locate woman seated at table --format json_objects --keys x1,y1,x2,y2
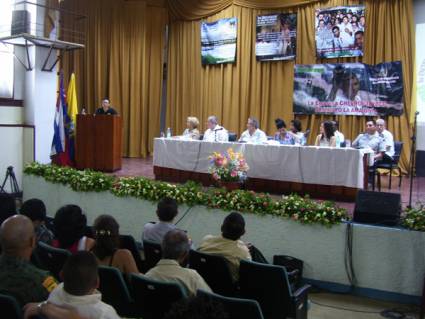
[
  {"x1": 182, "y1": 116, "x2": 201, "y2": 140},
  {"x1": 286, "y1": 119, "x2": 305, "y2": 145},
  {"x1": 314, "y1": 121, "x2": 336, "y2": 147},
  {"x1": 92, "y1": 214, "x2": 140, "y2": 274},
  {"x1": 274, "y1": 118, "x2": 294, "y2": 145}
]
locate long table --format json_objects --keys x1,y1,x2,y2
[{"x1": 153, "y1": 138, "x2": 367, "y2": 200}]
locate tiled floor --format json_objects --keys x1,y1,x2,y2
[{"x1": 113, "y1": 157, "x2": 424, "y2": 213}]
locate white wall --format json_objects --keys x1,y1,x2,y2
[{"x1": 414, "y1": 0, "x2": 425, "y2": 150}]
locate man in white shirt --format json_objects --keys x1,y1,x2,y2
[
  {"x1": 376, "y1": 118, "x2": 395, "y2": 162},
  {"x1": 203, "y1": 115, "x2": 229, "y2": 142},
  {"x1": 238, "y1": 117, "x2": 267, "y2": 143},
  {"x1": 332, "y1": 26, "x2": 353, "y2": 53},
  {"x1": 24, "y1": 251, "x2": 120, "y2": 319}
]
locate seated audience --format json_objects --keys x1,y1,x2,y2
[
  {"x1": 238, "y1": 117, "x2": 267, "y2": 143},
  {"x1": 182, "y1": 117, "x2": 201, "y2": 140},
  {"x1": 287, "y1": 119, "x2": 305, "y2": 145},
  {"x1": 332, "y1": 120, "x2": 345, "y2": 147},
  {"x1": 352, "y1": 119, "x2": 385, "y2": 161},
  {"x1": 145, "y1": 229, "x2": 211, "y2": 296},
  {"x1": 92, "y1": 215, "x2": 139, "y2": 274},
  {"x1": 198, "y1": 212, "x2": 251, "y2": 282},
  {"x1": 24, "y1": 251, "x2": 120, "y2": 319},
  {"x1": 0, "y1": 193, "x2": 16, "y2": 226},
  {"x1": 20, "y1": 198, "x2": 54, "y2": 244},
  {"x1": 314, "y1": 121, "x2": 336, "y2": 147},
  {"x1": 376, "y1": 118, "x2": 395, "y2": 163},
  {"x1": 0, "y1": 215, "x2": 57, "y2": 307},
  {"x1": 274, "y1": 118, "x2": 294, "y2": 145},
  {"x1": 203, "y1": 116, "x2": 229, "y2": 142},
  {"x1": 163, "y1": 296, "x2": 227, "y2": 319},
  {"x1": 52, "y1": 205, "x2": 95, "y2": 253},
  {"x1": 142, "y1": 197, "x2": 178, "y2": 243}
]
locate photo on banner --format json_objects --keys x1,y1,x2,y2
[
  {"x1": 201, "y1": 17, "x2": 237, "y2": 65},
  {"x1": 255, "y1": 13, "x2": 297, "y2": 61},
  {"x1": 293, "y1": 61, "x2": 404, "y2": 116},
  {"x1": 315, "y1": 6, "x2": 365, "y2": 59}
]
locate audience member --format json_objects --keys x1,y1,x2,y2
[
  {"x1": 20, "y1": 198, "x2": 54, "y2": 244},
  {"x1": 142, "y1": 197, "x2": 178, "y2": 243},
  {"x1": 238, "y1": 117, "x2": 267, "y2": 143},
  {"x1": 0, "y1": 193, "x2": 16, "y2": 226},
  {"x1": 163, "y1": 296, "x2": 228, "y2": 319},
  {"x1": 24, "y1": 251, "x2": 120, "y2": 319},
  {"x1": 145, "y1": 229, "x2": 211, "y2": 296},
  {"x1": 52, "y1": 205, "x2": 95, "y2": 253},
  {"x1": 92, "y1": 215, "x2": 139, "y2": 274},
  {"x1": 376, "y1": 118, "x2": 395, "y2": 163},
  {"x1": 198, "y1": 212, "x2": 251, "y2": 282},
  {"x1": 0, "y1": 215, "x2": 57, "y2": 307},
  {"x1": 352, "y1": 120, "x2": 385, "y2": 161},
  {"x1": 274, "y1": 118, "x2": 294, "y2": 145},
  {"x1": 203, "y1": 116, "x2": 229, "y2": 142},
  {"x1": 182, "y1": 117, "x2": 201, "y2": 140},
  {"x1": 314, "y1": 121, "x2": 336, "y2": 147},
  {"x1": 24, "y1": 302, "x2": 86, "y2": 319}
]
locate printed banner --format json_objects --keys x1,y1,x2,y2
[
  {"x1": 201, "y1": 17, "x2": 237, "y2": 65},
  {"x1": 255, "y1": 13, "x2": 297, "y2": 61},
  {"x1": 293, "y1": 62, "x2": 404, "y2": 116},
  {"x1": 315, "y1": 6, "x2": 365, "y2": 58}
]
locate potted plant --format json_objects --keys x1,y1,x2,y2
[{"x1": 209, "y1": 148, "x2": 249, "y2": 191}]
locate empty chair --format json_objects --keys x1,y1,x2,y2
[
  {"x1": 34, "y1": 241, "x2": 71, "y2": 279},
  {"x1": 228, "y1": 132, "x2": 237, "y2": 142},
  {"x1": 130, "y1": 273, "x2": 187, "y2": 319},
  {"x1": 98, "y1": 266, "x2": 137, "y2": 317},
  {"x1": 239, "y1": 260, "x2": 311, "y2": 319},
  {"x1": 120, "y1": 234, "x2": 145, "y2": 272},
  {"x1": 0, "y1": 294, "x2": 22, "y2": 319},
  {"x1": 143, "y1": 239, "x2": 162, "y2": 271},
  {"x1": 189, "y1": 250, "x2": 236, "y2": 297},
  {"x1": 376, "y1": 141, "x2": 403, "y2": 191},
  {"x1": 197, "y1": 289, "x2": 264, "y2": 319}
]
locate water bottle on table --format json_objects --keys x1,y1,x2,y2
[{"x1": 166, "y1": 127, "x2": 172, "y2": 138}]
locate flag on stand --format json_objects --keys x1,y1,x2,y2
[
  {"x1": 66, "y1": 73, "x2": 78, "y2": 163},
  {"x1": 51, "y1": 73, "x2": 73, "y2": 166}
]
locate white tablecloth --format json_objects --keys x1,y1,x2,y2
[{"x1": 153, "y1": 138, "x2": 365, "y2": 189}]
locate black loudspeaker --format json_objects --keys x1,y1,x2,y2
[
  {"x1": 353, "y1": 190, "x2": 401, "y2": 226},
  {"x1": 11, "y1": 10, "x2": 31, "y2": 35}
]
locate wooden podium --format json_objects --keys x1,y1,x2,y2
[{"x1": 76, "y1": 114, "x2": 122, "y2": 172}]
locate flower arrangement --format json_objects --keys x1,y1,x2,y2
[
  {"x1": 24, "y1": 162, "x2": 349, "y2": 227},
  {"x1": 209, "y1": 148, "x2": 249, "y2": 182},
  {"x1": 402, "y1": 204, "x2": 425, "y2": 231}
]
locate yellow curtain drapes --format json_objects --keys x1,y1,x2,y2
[
  {"x1": 61, "y1": 0, "x2": 167, "y2": 157},
  {"x1": 167, "y1": 0, "x2": 321, "y2": 20},
  {"x1": 166, "y1": 0, "x2": 414, "y2": 172}
]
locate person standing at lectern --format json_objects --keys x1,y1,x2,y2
[{"x1": 95, "y1": 98, "x2": 118, "y2": 115}]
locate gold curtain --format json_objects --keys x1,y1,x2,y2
[
  {"x1": 61, "y1": 0, "x2": 167, "y2": 157},
  {"x1": 168, "y1": 0, "x2": 321, "y2": 20},
  {"x1": 166, "y1": 0, "x2": 414, "y2": 172}
]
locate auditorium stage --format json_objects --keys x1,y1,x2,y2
[{"x1": 113, "y1": 157, "x2": 425, "y2": 212}]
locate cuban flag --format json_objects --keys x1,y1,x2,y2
[{"x1": 51, "y1": 73, "x2": 73, "y2": 166}]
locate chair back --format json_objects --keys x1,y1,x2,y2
[
  {"x1": 120, "y1": 234, "x2": 144, "y2": 272},
  {"x1": 197, "y1": 289, "x2": 264, "y2": 319},
  {"x1": 239, "y1": 260, "x2": 293, "y2": 319},
  {"x1": 98, "y1": 266, "x2": 135, "y2": 317},
  {"x1": 189, "y1": 250, "x2": 236, "y2": 296},
  {"x1": 34, "y1": 241, "x2": 71, "y2": 279},
  {"x1": 393, "y1": 141, "x2": 403, "y2": 164},
  {"x1": 143, "y1": 240, "x2": 162, "y2": 271},
  {"x1": 228, "y1": 132, "x2": 237, "y2": 142},
  {"x1": 0, "y1": 294, "x2": 22, "y2": 319},
  {"x1": 130, "y1": 273, "x2": 186, "y2": 319}
]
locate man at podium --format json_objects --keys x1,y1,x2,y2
[{"x1": 95, "y1": 98, "x2": 118, "y2": 115}]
